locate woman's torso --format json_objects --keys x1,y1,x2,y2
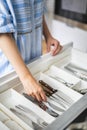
[{"x1": 0, "y1": 0, "x2": 44, "y2": 76}]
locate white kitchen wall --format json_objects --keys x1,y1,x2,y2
[
  {"x1": 52, "y1": 20, "x2": 87, "y2": 53},
  {"x1": 45, "y1": 0, "x2": 87, "y2": 53}
]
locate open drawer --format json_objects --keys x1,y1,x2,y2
[
  {"x1": 0, "y1": 42, "x2": 87, "y2": 130},
  {"x1": 0, "y1": 103, "x2": 33, "y2": 130}
]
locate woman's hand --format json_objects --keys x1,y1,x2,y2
[
  {"x1": 22, "y1": 74, "x2": 47, "y2": 102},
  {"x1": 0, "y1": 33, "x2": 46, "y2": 102},
  {"x1": 46, "y1": 36, "x2": 62, "y2": 56}
]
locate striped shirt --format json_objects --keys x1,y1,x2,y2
[{"x1": 0, "y1": 0, "x2": 45, "y2": 76}]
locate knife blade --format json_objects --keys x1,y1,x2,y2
[
  {"x1": 45, "y1": 101, "x2": 65, "y2": 112},
  {"x1": 55, "y1": 90, "x2": 74, "y2": 105},
  {"x1": 23, "y1": 93, "x2": 59, "y2": 117},
  {"x1": 39, "y1": 80, "x2": 73, "y2": 106},
  {"x1": 23, "y1": 93, "x2": 66, "y2": 112},
  {"x1": 10, "y1": 108, "x2": 43, "y2": 130},
  {"x1": 42, "y1": 89, "x2": 68, "y2": 109}
]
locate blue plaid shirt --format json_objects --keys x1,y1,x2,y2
[{"x1": 0, "y1": 0, "x2": 45, "y2": 76}]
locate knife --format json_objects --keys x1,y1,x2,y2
[
  {"x1": 39, "y1": 80, "x2": 57, "y2": 93},
  {"x1": 39, "y1": 80, "x2": 74, "y2": 106},
  {"x1": 10, "y1": 108, "x2": 43, "y2": 130},
  {"x1": 45, "y1": 100, "x2": 65, "y2": 112},
  {"x1": 40, "y1": 86, "x2": 68, "y2": 109},
  {"x1": 15, "y1": 104, "x2": 48, "y2": 128},
  {"x1": 23, "y1": 93, "x2": 59, "y2": 117},
  {"x1": 65, "y1": 66, "x2": 87, "y2": 81},
  {"x1": 23, "y1": 93, "x2": 66, "y2": 112}
]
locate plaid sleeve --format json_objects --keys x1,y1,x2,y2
[
  {"x1": 43, "y1": 0, "x2": 47, "y2": 14},
  {"x1": 0, "y1": 1, "x2": 16, "y2": 33}
]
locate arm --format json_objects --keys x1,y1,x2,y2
[
  {"x1": 0, "y1": 33, "x2": 46, "y2": 101},
  {"x1": 43, "y1": 16, "x2": 62, "y2": 55}
]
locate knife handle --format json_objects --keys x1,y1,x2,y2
[
  {"x1": 39, "y1": 80, "x2": 57, "y2": 93},
  {"x1": 40, "y1": 84, "x2": 53, "y2": 95}
]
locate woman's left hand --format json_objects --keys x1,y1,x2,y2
[{"x1": 46, "y1": 36, "x2": 62, "y2": 56}]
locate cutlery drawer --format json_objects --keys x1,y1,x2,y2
[
  {"x1": 0, "y1": 103, "x2": 32, "y2": 130},
  {"x1": 0, "y1": 89, "x2": 54, "y2": 129},
  {"x1": 0, "y1": 42, "x2": 87, "y2": 130}
]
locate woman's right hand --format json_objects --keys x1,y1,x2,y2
[{"x1": 21, "y1": 74, "x2": 47, "y2": 102}]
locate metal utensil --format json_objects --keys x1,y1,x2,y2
[
  {"x1": 65, "y1": 66, "x2": 87, "y2": 81},
  {"x1": 45, "y1": 101, "x2": 65, "y2": 112},
  {"x1": 67, "y1": 63, "x2": 87, "y2": 73},
  {"x1": 39, "y1": 80, "x2": 74, "y2": 106},
  {"x1": 76, "y1": 88, "x2": 87, "y2": 94},
  {"x1": 15, "y1": 104, "x2": 48, "y2": 128},
  {"x1": 23, "y1": 93, "x2": 59, "y2": 117},
  {"x1": 41, "y1": 87, "x2": 68, "y2": 109},
  {"x1": 48, "y1": 75, "x2": 74, "y2": 88},
  {"x1": 39, "y1": 80, "x2": 57, "y2": 93},
  {"x1": 10, "y1": 108, "x2": 43, "y2": 130}
]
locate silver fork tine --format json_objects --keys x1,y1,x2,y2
[{"x1": 49, "y1": 75, "x2": 74, "y2": 88}]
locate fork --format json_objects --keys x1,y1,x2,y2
[
  {"x1": 10, "y1": 108, "x2": 43, "y2": 130},
  {"x1": 15, "y1": 104, "x2": 48, "y2": 128},
  {"x1": 49, "y1": 75, "x2": 74, "y2": 88}
]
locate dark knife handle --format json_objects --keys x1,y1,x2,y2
[
  {"x1": 23, "y1": 93, "x2": 58, "y2": 117},
  {"x1": 23, "y1": 93, "x2": 38, "y2": 103},
  {"x1": 39, "y1": 80, "x2": 57, "y2": 93},
  {"x1": 40, "y1": 84, "x2": 53, "y2": 95}
]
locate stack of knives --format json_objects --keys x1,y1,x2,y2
[
  {"x1": 23, "y1": 80, "x2": 74, "y2": 117},
  {"x1": 10, "y1": 80, "x2": 75, "y2": 130},
  {"x1": 38, "y1": 80, "x2": 74, "y2": 107}
]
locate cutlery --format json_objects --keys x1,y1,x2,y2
[
  {"x1": 65, "y1": 66, "x2": 87, "y2": 81},
  {"x1": 45, "y1": 101, "x2": 65, "y2": 112},
  {"x1": 40, "y1": 85, "x2": 68, "y2": 109},
  {"x1": 75, "y1": 88, "x2": 87, "y2": 95},
  {"x1": 39, "y1": 80, "x2": 74, "y2": 105},
  {"x1": 39, "y1": 80, "x2": 57, "y2": 93},
  {"x1": 48, "y1": 75, "x2": 74, "y2": 88},
  {"x1": 48, "y1": 94, "x2": 69, "y2": 109},
  {"x1": 67, "y1": 63, "x2": 87, "y2": 73},
  {"x1": 23, "y1": 93, "x2": 59, "y2": 117},
  {"x1": 15, "y1": 104, "x2": 48, "y2": 128},
  {"x1": 10, "y1": 108, "x2": 43, "y2": 130}
]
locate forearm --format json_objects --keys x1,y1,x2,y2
[
  {"x1": 43, "y1": 16, "x2": 52, "y2": 42},
  {"x1": 0, "y1": 33, "x2": 33, "y2": 81}
]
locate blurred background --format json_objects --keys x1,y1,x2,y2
[{"x1": 43, "y1": 0, "x2": 87, "y2": 53}]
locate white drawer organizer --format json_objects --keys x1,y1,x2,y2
[{"x1": 0, "y1": 42, "x2": 87, "y2": 130}]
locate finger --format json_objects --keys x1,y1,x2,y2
[
  {"x1": 40, "y1": 90, "x2": 47, "y2": 102},
  {"x1": 35, "y1": 92, "x2": 42, "y2": 101},
  {"x1": 51, "y1": 41, "x2": 60, "y2": 53},
  {"x1": 47, "y1": 44, "x2": 50, "y2": 52},
  {"x1": 53, "y1": 45, "x2": 62, "y2": 56},
  {"x1": 31, "y1": 93, "x2": 36, "y2": 98}
]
